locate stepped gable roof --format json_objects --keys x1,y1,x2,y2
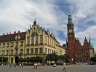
[{"x1": 0, "y1": 32, "x2": 26, "y2": 42}]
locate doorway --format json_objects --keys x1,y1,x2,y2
[{"x1": 15, "y1": 56, "x2": 19, "y2": 64}]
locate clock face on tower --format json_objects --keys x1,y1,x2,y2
[{"x1": 68, "y1": 29, "x2": 72, "y2": 33}]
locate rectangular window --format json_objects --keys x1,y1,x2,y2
[
  {"x1": 40, "y1": 35, "x2": 43, "y2": 43},
  {"x1": 11, "y1": 50, "x2": 13, "y2": 55},
  {"x1": 31, "y1": 49, "x2": 33, "y2": 54},
  {"x1": 45, "y1": 36, "x2": 47, "y2": 43},
  {"x1": 27, "y1": 49, "x2": 29, "y2": 54},
  {"x1": 16, "y1": 42, "x2": 18, "y2": 45},
  {"x1": 21, "y1": 41, "x2": 23, "y2": 45},
  {"x1": 86, "y1": 58, "x2": 88, "y2": 60},
  {"x1": 45, "y1": 48, "x2": 47, "y2": 53},
  {"x1": 16, "y1": 49, "x2": 18, "y2": 54},
  {"x1": 27, "y1": 37, "x2": 29, "y2": 44},
  {"x1": 3, "y1": 43, "x2": 5, "y2": 47},
  {"x1": 20, "y1": 49, "x2": 23, "y2": 54},
  {"x1": 2, "y1": 50, "x2": 5, "y2": 54},
  {"x1": 50, "y1": 49, "x2": 51, "y2": 53},
  {"x1": 35, "y1": 48, "x2": 38, "y2": 54},
  {"x1": 6, "y1": 50, "x2": 9, "y2": 55},
  {"x1": 3, "y1": 43, "x2": 5, "y2": 46},
  {"x1": 7, "y1": 43, "x2": 9, "y2": 47},
  {"x1": 48, "y1": 49, "x2": 49, "y2": 54},
  {"x1": 40, "y1": 48, "x2": 42, "y2": 53},
  {"x1": 11, "y1": 42, "x2": 14, "y2": 45},
  {"x1": 36, "y1": 36, "x2": 38, "y2": 44},
  {"x1": 31, "y1": 37, "x2": 34, "y2": 44}
]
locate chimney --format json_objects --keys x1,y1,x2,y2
[
  {"x1": 7, "y1": 33, "x2": 8, "y2": 35},
  {"x1": 10, "y1": 32, "x2": 11, "y2": 34},
  {"x1": 14, "y1": 31, "x2": 16, "y2": 34},
  {"x1": 18, "y1": 31, "x2": 20, "y2": 33}
]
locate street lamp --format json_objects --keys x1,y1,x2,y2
[
  {"x1": 19, "y1": 52, "x2": 22, "y2": 66},
  {"x1": 53, "y1": 51, "x2": 56, "y2": 67}
]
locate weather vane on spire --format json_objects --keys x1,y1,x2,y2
[{"x1": 68, "y1": 9, "x2": 70, "y2": 14}]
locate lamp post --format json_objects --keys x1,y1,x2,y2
[
  {"x1": 8, "y1": 50, "x2": 9, "y2": 66},
  {"x1": 2, "y1": 53, "x2": 3, "y2": 66},
  {"x1": 53, "y1": 50, "x2": 56, "y2": 67},
  {"x1": 19, "y1": 52, "x2": 22, "y2": 66}
]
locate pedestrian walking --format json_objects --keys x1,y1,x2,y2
[
  {"x1": 14, "y1": 63, "x2": 16, "y2": 67},
  {"x1": 10, "y1": 63, "x2": 12, "y2": 67},
  {"x1": 36, "y1": 63, "x2": 37, "y2": 69},
  {"x1": 63, "y1": 61, "x2": 66, "y2": 71},
  {"x1": 79, "y1": 62, "x2": 81, "y2": 65},
  {"x1": 22, "y1": 62, "x2": 23, "y2": 67},
  {"x1": 34, "y1": 63, "x2": 36, "y2": 69}
]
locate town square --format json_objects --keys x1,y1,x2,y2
[{"x1": 0, "y1": 63, "x2": 96, "y2": 72}]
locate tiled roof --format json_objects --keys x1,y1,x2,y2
[
  {"x1": 0, "y1": 32, "x2": 26, "y2": 42},
  {"x1": 56, "y1": 44, "x2": 64, "y2": 48}
]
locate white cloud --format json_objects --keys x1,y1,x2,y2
[{"x1": 0, "y1": 0, "x2": 96, "y2": 51}]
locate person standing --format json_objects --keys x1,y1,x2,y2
[{"x1": 63, "y1": 61, "x2": 66, "y2": 71}]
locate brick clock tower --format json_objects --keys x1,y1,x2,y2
[{"x1": 67, "y1": 13, "x2": 75, "y2": 62}]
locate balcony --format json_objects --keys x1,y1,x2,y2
[
  {"x1": 11, "y1": 45, "x2": 13, "y2": 47},
  {"x1": 15, "y1": 47, "x2": 18, "y2": 50},
  {"x1": 15, "y1": 53, "x2": 18, "y2": 55},
  {"x1": 39, "y1": 43, "x2": 43, "y2": 45},
  {"x1": 7, "y1": 46, "x2": 9, "y2": 47},
  {"x1": 31, "y1": 44, "x2": 34, "y2": 46},
  {"x1": 45, "y1": 43, "x2": 47, "y2": 45},
  {"x1": 11, "y1": 53, "x2": 13, "y2": 55},
  {"x1": 20, "y1": 45, "x2": 23, "y2": 46},
  {"x1": 35, "y1": 44, "x2": 38, "y2": 45},
  {"x1": 27, "y1": 44, "x2": 30, "y2": 46},
  {"x1": 16, "y1": 45, "x2": 18, "y2": 46}
]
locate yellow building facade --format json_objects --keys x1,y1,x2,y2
[{"x1": 0, "y1": 20, "x2": 65, "y2": 64}]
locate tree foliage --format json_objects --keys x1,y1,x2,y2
[
  {"x1": 90, "y1": 57, "x2": 96, "y2": 62},
  {"x1": 0, "y1": 57, "x2": 7, "y2": 62},
  {"x1": 46, "y1": 54, "x2": 69, "y2": 61}
]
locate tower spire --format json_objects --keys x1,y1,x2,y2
[{"x1": 68, "y1": 12, "x2": 73, "y2": 24}]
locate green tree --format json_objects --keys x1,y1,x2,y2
[
  {"x1": 64, "y1": 54, "x2": 69, "y2": 60},
  {"x1": 0, "y1": 57, "x2": 7, "y2": 62},
  {"x1": 46, "y1": 54, "x2": 59, "y2": 61},
  {"x1": 90, "y1": 57, "x2": 96, "y2": 62}
]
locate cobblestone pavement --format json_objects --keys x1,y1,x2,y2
[{"x1": 0, "y1": 63, "x2": 96, "y2": 72}]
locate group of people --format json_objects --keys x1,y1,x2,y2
[
  {"x1": 10, "y1": 62, "x2": 23, "y2": 67},
  {"x1": 75, "y1": 62, "x2": 81, "y2": 65}
]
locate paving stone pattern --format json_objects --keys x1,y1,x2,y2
[{"x1": 0, "y1": 63, "x2": 96, "y2": 72}]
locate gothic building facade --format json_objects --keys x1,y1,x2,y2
[{"x1": 64, "y1": 13, "x2": 94, "y2": 63}]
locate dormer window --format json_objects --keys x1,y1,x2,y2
[{"x1": 16, "y1": 42, "x2": 18, "y2": 46}]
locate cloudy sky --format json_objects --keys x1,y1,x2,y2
[{"x1": 0, "y1": 0, "x2": 96, "y2": 52}]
